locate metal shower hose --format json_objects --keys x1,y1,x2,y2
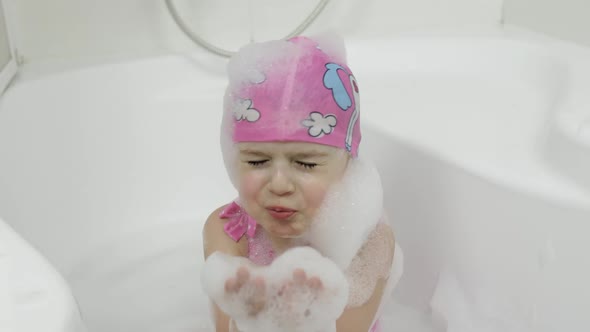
[{"x1": 165, "y1": 0, "x2": 331, "y2": 58}]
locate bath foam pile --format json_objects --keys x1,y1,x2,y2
[
  {"x1": 301, "y1": 157, "x2": 389, "y2": 311},
  {"x1": 201, "y1": 246, "x2": 349, "y2": 332},
  {"x1": 302, "y1": 157, "x2": 384, "y2": 271}
]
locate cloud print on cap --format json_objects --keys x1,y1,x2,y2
[
  {"x1": 233, "y1": 99, "x2": 260, "y2": 122},
  {"x1": 302, "y1": 112, "x2": 337, "y2": 138}
]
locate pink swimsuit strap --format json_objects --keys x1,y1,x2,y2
[
  {"x1": 219, "y1": 201, "x2": 275, "y2": 265},
  {"x1": 219, "y1": 201, "x2": 257, "y2": 241},
  {"x1": 370, "y1": 318, "x2": 381, "y2": 332}
]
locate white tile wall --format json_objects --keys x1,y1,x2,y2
[
  {"x1": 504, "y1": 0, "x2": 590, "y2": 46},
  {"x1": 10, "y1": 0, "x2": 502, "y2": 63}
]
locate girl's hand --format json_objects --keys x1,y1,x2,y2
[
  {"x1": 229, "y1": 318, "x2": 240, "y2": 332},
  {"x1": 224, "y1": 266, "x2": 266, "y2": 316},
  {"x1": 275, "y1": 268, "x2": 324, "y2": 317},
  {"x1": 203, "y1": 247, "x2": 348, "y2": 332},
  {"x1": 281, "y1": 268, "x2": 324, "y2": 296},
  {"x1": 224, "y1": 266, "x2": 324, "y2": 318}
]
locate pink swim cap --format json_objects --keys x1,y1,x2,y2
[{"x1": 224, "y1": 36, "x2": 361, "y2": 157}]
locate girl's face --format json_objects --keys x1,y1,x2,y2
[{"x1": 236, "y1": 142, "x2": 349, "y2": 239}]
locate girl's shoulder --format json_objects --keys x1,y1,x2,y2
[
  {"x1": 343, "y1": 222, "x2": 396, "y2": 307},
  {"x1": 347, "y1": 222, "x2": 396, "y2": 281},
  {"x1": 202, "y1": 204, "x2": 249, "y2": 259},
  {"x1": 374, "y1": 222, "x2": 395, "y2": 249},
  {"x1": 363, "y1": 222, "x2": 395, "y2": 265}
]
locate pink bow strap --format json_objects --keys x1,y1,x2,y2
[{"x1": 220, "y1": 201, "x2": 258, "y2": 242}]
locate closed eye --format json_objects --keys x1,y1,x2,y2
[
  {"x1": 247, "y1": 160, "x2": 268, "y2": 167},
  {"x1": 296, "y1": 161, "x2": 317, "y2": 169}
]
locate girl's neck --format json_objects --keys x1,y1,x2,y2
[{"x1": 266, "y1": 232, "x2": 308, "y2": 255}]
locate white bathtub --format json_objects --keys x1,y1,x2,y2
[{"x1": 0, "y1": 29, "x2": 589, "y2": 332}]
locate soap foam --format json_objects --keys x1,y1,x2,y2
[
  {"x1": 302, "y1": 157, "x2": 384, "y2": 271},
  {"x1": 201, "y1": 246, "x2": 349, "y2": 332}
]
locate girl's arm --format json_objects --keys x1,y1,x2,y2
[
  {"x1": 203, "y1": 208, "x2": 396, "y2": 332},
  {"x1": 202, "y1": 206, "x2": 249, "y2": 332},
  {"x1": 336, "y1": 223, "x2": 396, "y2": 332}
]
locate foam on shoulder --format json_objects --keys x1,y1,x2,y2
[{"x1": 302, "y1": 157, "x2": 384, "y2": 270}]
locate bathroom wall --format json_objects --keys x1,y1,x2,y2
[
  {"x1": 0, "y1": 3, "x2": 12, "y2": 70},
  {"x1": 11, "y1": 0, "x2": 502, "y2": 64},
  {"x1": 0, "y1": 0, "x2": 16, "y2": 93},
  {"x1": 504, "y1": 0, "x2": 590, "y2": 46}
]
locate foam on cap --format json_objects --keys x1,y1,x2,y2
[{"x1": 308, "y1": 31, "x2": 347, "y2": 64}]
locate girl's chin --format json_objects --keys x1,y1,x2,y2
[
  {"x1": 275, "y1": 232, "x2": 304, "y2": 239},
  {"x1": 266, "y1": 222, "x2": 306, "y2": 239}
]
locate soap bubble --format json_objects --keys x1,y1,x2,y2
[{"x1": 201, "y1": 246, "x2": 349, "y2": 332}]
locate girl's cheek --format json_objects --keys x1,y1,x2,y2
[
  {"x1": 309, "y1": 189, "x2": 328, "y2": 207},
  {"x1": 301, "y1": 178, "x2": 331, "y2": 211},
  {"x1": 239, "y1": 171, "x2": 265, "y2": 199}
]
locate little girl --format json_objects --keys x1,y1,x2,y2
[{"x1": 201, "y1": 35, "x2": 402, "y2": 332}]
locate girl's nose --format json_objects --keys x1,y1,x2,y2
[{"x1": 268, "y1": 167, "x2": 295, "y2": 196}]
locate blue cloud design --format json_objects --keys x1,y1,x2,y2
[{"x1": 323, "y1": 63, "x2": 352, "y2": 110}]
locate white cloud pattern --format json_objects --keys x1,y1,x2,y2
[
  {"x1": 302, "y1": 112, "x2": 337, "y2": 137},
  {"x1": 233, "y1": 99, "x2": 260, "y2": 122}
]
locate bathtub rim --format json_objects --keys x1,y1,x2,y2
[{"x1": 2, "y1": 27, "x2": 590, "y2": 212}]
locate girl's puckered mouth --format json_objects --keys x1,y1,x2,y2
[
  {"x1": 267, "y1": 206, "x2": 296, "y2": 212},
  {"x1": 266, "y1": 206, "x2": 297, "y2": 220}
]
